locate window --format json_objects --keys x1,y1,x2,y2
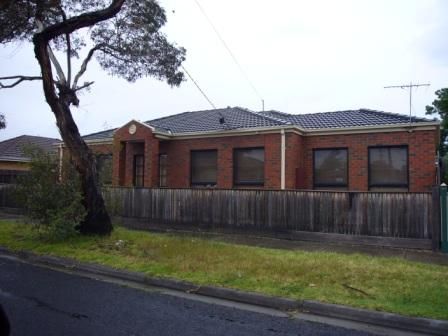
[
  {"x1": 313, "y1": 148, "x2": 348, "y2": 188},
  {"x1": 133, "y1": 154, "x2": 144, "y2": 187},
  {"x1": 95, "y1": 154, "x2": 112, "y2": 185},
  {"x1": 369, "y1": 146, "x2": 408, "y2": 190},
  {"x1": 0, "y1": 170, "x2": 28, "y2": 184},
  {"x1": 191, "y1": 150, "x2": 217, "y2": 186},
  {"x1": 159, "y1": 154, "x2": 167, "y2": 187},
  {"x1": 234, "y1": 148, "x2": 264, "y2": 186}
]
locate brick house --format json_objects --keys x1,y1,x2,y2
[
  {"x1": 0, "y1": 135, "x2": 60, "y2": 184},
  {"x1": 68, "y1": 107, "x2": 440, "y2": 192}
]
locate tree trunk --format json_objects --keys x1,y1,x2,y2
[
  {"x1": 33, "y1": 34, "x2": 112, "y2": 235},
  {"x1": 56, "y1": 102, "x2": 112, "y2": 235}
]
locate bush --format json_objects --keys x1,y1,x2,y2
[{"x1": 16, "y1": 147, "x2": 86, "y2": 240}]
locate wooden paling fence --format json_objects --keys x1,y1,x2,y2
[{"x1": 103, "y1": 187, "x2": 435, "y2": 240}]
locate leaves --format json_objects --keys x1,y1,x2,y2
[
  {"x1": 426, "y1": 88, "x2": 448, "y2": 156},
  {"x1": 90, "y1": 1, "x2": 185, "y2": 85},
  {"x1": 15, "y1": 146, "x2": 86, "y2": 240},
  {"x1": 0, "y1": 0, "x2": 185, "y2": 87}
]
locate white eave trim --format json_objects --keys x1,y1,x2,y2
[
  {"x1": 157, "y1": 125, "x2": 302, "y2": 140},
  {"x1": 84, "y1": 138, "x2": 114, "y2": 145},
  {"x1": 0, "y1": 157, "x2": 31, "y2": 163}
]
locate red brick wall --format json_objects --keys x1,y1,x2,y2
[
  {"x1": 159, "y1": 133, "x2": 282, "y2": 188},
  {"x1": 285, "y1": 133, "x2": 303, "y2": 189},
  {"x1": 113, "y1": 121, "x2": 159, "y2": 187},
  {"x1": 302, "y1": 130, "x2": 437, "y2": 192},
  {"x1": 83, "y1": 125, "x2": 437, "y2": 192}
]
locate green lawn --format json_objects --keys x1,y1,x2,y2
[{"x1": 0, "y1": 220, "x2": 447, "y2": 320}]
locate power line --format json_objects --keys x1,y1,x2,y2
[
  {"x1": 384, "y1": 82, "x2": 430, "y2": 123},
  {"x1": 193, "y1": 0, "x2": 265, "y2": 111},
  {"x1": 182, "y1": 65, "x2": 216, "y2": 109}
]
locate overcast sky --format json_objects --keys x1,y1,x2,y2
[{"x1": 0, "y1": 0, "x2": 447, "y2": 141}]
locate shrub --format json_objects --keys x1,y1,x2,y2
[{"x1": 16, "y1": 147, "x2": 86, "y2": 240}]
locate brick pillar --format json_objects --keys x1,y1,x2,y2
[
  {"x1": 112, "y1": 141, "x2": 126, "y2": 186},
  {"x1": 144, "y1": 138, "x2": 159, "y2": 187}
]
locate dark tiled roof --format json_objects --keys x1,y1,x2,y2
[
  {"x1": 258, "y1": 109, "x2": 434, "y2": 129},
  {"x1": 82, "y1": 107, "x2": 437, "y2": 141},
  {"x1": 82, "y1": 128, "x2": 116, "y2": 141},
  {"x1": 146, "y1": 107, "x2": 285, "y2": 133},
  {"x1": 0, "y1": 135, "x2": 60, "y2": 162}
]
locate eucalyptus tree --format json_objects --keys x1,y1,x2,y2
[{"x1": 0, "y1": 0, "x2": 186, "y2": 234}]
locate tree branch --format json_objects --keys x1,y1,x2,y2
[
  {"x1": 37, "y1": 0, "x2": 126, "y2": 42},
  {"x1": 74, "y1": 81, "x2": 94, "y2": 92},
  {"x1": 36, "y1": 19, "x2": 66, "y2": 85},
  {"x1": 66, "y1": 33, "x2": 72, "y2": 85},
  {"x1": 59, "y1": 5, "x2": 72, "y2": 86},
  {"x1": 0, "y1": 76, "x2": 42, "y2": 89},
  {"x1": 58, "y1": 5, "x2": 72, "y2": 86},
  {"x1": 72, "y1": 45, "x2": 103, "y2": 89},
  {"x1": 47, "y1": 43, "x2": 67, "y2": 85}
]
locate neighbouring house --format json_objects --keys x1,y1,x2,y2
[
  {"x1": 0, "y1": 135, "x2": 60, "y2": 184},
  {"x1": 61, "y1": 107, "x2": 440, "y2": 192}
]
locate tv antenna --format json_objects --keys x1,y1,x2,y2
[{"x1": 384, "y1": 82, "x2": 430, "y2": 123}]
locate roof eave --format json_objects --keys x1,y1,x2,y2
[
  {"x1": 304, "y1": 121, "x2": 440, "y2": 136},
  {"x1": 155, "y1": 125, "x2": 302, "y2": 140},
  {"x1": 0, "y1": 157, "x2": 31, "y2": 163}
]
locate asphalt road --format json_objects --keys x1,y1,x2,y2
[{"x1": 0, "y1": 256, "x2": 376, "y2": 336}]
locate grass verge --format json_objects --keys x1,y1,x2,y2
[{"x1": 0, "y1": 220, "x2": 447, "y2": 320}]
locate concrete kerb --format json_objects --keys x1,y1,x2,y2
[{"x1": 1, "y1": 247, "x2": 447, "y2": 336}]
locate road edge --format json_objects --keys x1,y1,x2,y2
[{"x1": 0, "y1": 246, "x2": 447, "y2": 336}]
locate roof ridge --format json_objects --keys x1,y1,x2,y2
[
  {"x1": 82, "y1": 128, "x2": 116, "y2": 138},
  {"x1": 144, "y1": 107, "x2": 237, "y2": 125},
  {"x1": 241, "y1": 107, "x2": 291, "y2": 125},
  {"x1": 260, "y1": 110, "x2": 292, "y2": 117},
  {"x1": 358, "y1": 108, "x2": 435, "y2": 122},
  {"x1": 144, "y1": 110, "x2": 195, "y2": 125},
  {"x1": 0, "y1": 134, "x2": 60, "y2": 144}
]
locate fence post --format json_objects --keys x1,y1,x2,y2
[
  {"x1": 432, "y1": 186, "x2": 441, "y2": 251},
  {"x1": 441, "y1": 185, "x2": 448, "y2": 253}
]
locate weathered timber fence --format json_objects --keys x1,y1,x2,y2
[{"x1": 102, "y1": 187, "x2": 434, "y2": 240}]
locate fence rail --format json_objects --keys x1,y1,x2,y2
[{"x1": 103, "y1": 187, "x2": 434, "y2": 240}]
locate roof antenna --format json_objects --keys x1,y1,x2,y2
[
  {"x1": 262, "y1": 99, "x2": 265, "y2": 112},
  {"x1": 384, "y1": 82, "x2": 430, "y2": 125}
]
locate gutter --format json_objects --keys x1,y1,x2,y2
[{"x1": 280, "y1": 129, "x2": 286, "y2": 190}]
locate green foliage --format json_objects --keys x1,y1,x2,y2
[
  {"x1": 0, "y1": 0, "x2": 186, "y2": 86},
  {"x1": 1, "y1": 221, "x2": 448, "y2": 320},
  {"x1": 95, "y1": 154, "x2": 113, "y2": 186},
  {"x1": 0, "y1": 114, "x2": 5, "y2": 129},
  {"x1": 426, "y1": 88, "x2": 448, "y2": 155},
  {"x1": 16, "y1": 147, "x2": 86, "y2": 240}
]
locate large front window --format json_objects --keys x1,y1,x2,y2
[
  {"x1": 191, "y1": 150, "x2": 217, "y2": 186},
  {"x1": 369, "y1": 146, "x2": 408, "y2": 190},
  {"x1": 234, "y1": 148, "x2": 264, "y2": 186},
  {"x1": 313, "y1": 148, "x2": 348, "y2": 188}
]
